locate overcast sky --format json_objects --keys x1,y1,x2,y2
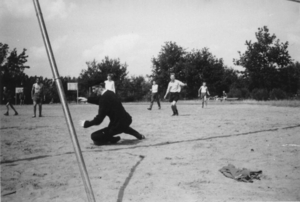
[{"x1": 1, "y1": 0, "x2": 299, "y2": 78}]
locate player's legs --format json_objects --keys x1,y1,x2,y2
[
  {"x1": 204, "y1": 95, "x2": 208, "y2": 106},
  {"x1": 38, "y1": 103, "x2": 42, "y2": 117},
  {"x1": 4, "y1": 102, "x2": 9, "y2": 115},
  {"x1": 156, "y1": 94, "x2": 161, "y2": 109},
  {"x1": 123, "y1": 127, "x2": 145, "y2": 139},
  {"x1": 148, "y1": 94, "x2": 154, "y2": 110},
  {"x1": 33, "y1": 100, "x2": 37, "y2": 117},
  {"x1": 9, "y1": 103, "x2": 18, "y2": 115},
  {"x1": 91, "y1": 127, "x2": 121, "y2": 145}
]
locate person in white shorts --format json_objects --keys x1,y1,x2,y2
[
  {"x1": 164, "y1": 73, "x2": 187, "y2": 116},
  {"x1": 198, "y1": 82, "x2": 210, "y2": 108},
  {"x1": 104, "y1": 74, "x2": 116, "y2": 93}
]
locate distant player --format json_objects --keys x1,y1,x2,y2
[
  {"x1": 19, "y1": 92, "x2": 25, "y2": 105},
  {"x1": 104, "y1": 74, "x2": 116, "y2": 93},
  {"x1": 148, "y1": 80, "x2": 161, "y2": 110},
  {"x1": 198, "y1": 82, "x2": 210, "y2": 108},
  {"x1": 31, "y1": 78, "x2": 44, "y2": 117},
  {"x1": 164, "y1": 73, "x2": 187, "y2": 116},
  {"x1": 222, "y1": 90, "x2": 227, "y2": 102},
  {"x1": 2, "y1": 87, "x2": 18, "y2": 116}
]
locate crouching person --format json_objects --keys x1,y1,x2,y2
[{"x1": 79, "y1": 82, "x2": 145, "y2": 145}]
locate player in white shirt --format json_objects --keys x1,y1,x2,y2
[
  {"x1": 148, "y1": 80, "x2": 161, "y2": 110},
  {"x1": 104, "y1": 74, "x2": 116, "y2": 93},
  {"x1": 31, "y1": 78, "x2": 44, "y2": 117},
  {"x1": 198, "y1": 82, "x2": 210, "y2": 108},
  {"x1": 164, "y1": 73, "x2": 187, "y2": 116}
]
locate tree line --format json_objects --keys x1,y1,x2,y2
[{"x1": 1, "y1": 26, "x2": 300, "y2": 104}]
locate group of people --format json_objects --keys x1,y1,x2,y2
[
  {"x1": 2, "y1": 77, "x2": 44, "y2": 117},
  {"x1": 3, "y1": 73, "x2": 211, "y2": 146},
  {"x1": 79, "y1": 73, "x2": 211, "y2": 146}
]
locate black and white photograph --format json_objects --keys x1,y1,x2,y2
[{"x1": 1, "y1": 0, "x2": 300, "y2": 201}]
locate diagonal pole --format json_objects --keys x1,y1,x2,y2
[{"x1": 32, "y1": 1, "x2": 96, "y2": 201}]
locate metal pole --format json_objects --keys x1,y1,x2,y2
[{"x1": 32, "y1": 1, "x2": 96, "y2": 201}]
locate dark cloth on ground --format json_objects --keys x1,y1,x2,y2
[{"x1": 219, "y1": 164, "x2": 262, "y2": 183}]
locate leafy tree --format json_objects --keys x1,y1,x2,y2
[
  {"x1": 78, "y1": 57, "x2": 128, "y2": 97},
  {"x1": 234, "y1": 26, "x2": 292, "y2": 91},
  {"x1": 278, "y1": 61, "x2": 300, "y2": 95},
  {"x1": 118, "y1": 76, "x2": 151, "y2": 102},
  {"x1": 0, "y1": 43, "x2": 30, "y2": 103},
  {"x1": 151, "y1": 42, "x2": 186, "y2": 94}
]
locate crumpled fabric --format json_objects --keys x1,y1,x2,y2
[{"x1": 219, "y1": 164, "x2": 262, "y2": 183}]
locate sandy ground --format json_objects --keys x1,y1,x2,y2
[{"x1": 1, "y1": 102, "x2": 300, "y2": 202}]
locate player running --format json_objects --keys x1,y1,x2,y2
[
  {"x1": 104, "y1": 74, "x2": 116, "y2": 93},
  {"x1": 198, "y1": 82, "x2": 210, "y2": 108},
  {"x1": 31, "y1": 78, "x2": 44, "y2": 118},
  {"x1": 148, "y1": 80, "x2": 161, "y2": 110},
  {"x1": 164, "y1": 73, "x2": 187, "y2": 116},
  {"x1": 2, "y1": 87, "x2": 18, "y2": 116}
]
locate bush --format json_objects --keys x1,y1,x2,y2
[
  {"x1": 269, "y1": 89, "x2": 287, "y2": 100},
  {"x1": 240, "y1": 88, "x2": 251, "y2": 99},
  {"x1": 252, "y1": 89, "x2": 269, "y2": 101},
  {"x1": 228, "y1": 88, "x2": 242, "y2": 98}
]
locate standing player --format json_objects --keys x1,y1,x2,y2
[
  {"x1": 79, "y1": 82, "x2": 145, "y2": 145},
  {"x1": 2, "y1": 87, "x2": 18, "y2": 116},
  {"x1": 31, "y1": 78, "x2": 44, "y2": 118},
  {"x1": 19, "y1": 92, "x2": 25, "y2": 105},
  {"x1": 164, "y1": 73, "x2": 187, "y2": 116},
  {"x1": 198, "y1": 82, "x2": 210, "y2": 108},
  {"x1": 222, "y1": 90, "x2": 227, "y2": 102},
  {"x1": 148, "y1": 80, "x2": 161, "y2": 110},
  {"x1": 104, "y1": 74, "x2": 116, "y2": 93}
]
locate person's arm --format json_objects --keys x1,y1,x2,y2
[
  {"x1": 87, "y1": 97, "x2": 100, "y2": 105},
  {"x1": 178, "y1": 81, "x2": 187, "y2": 87},
  {"x1": 112, "y1": 81, "x2": 116, "y2": 93},
  {"x1": 83, "y1": 98, "x2": 108, "y2": 128},
  {"x1": 198, "y1": 87, "x2": 202, "y2": 97},
  {"x1": 164, "y1": 84, "x2": 170, "y2": 99},
  {"x1": 31, "y1": 85, "x2": 34, "y2": 99},
  {"x1": 207, "y1": 89, "x2": 210, "y2": 96}
]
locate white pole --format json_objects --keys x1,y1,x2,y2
[{"x1": 32, "y1": 1, "x2": 96, "y2": 201}]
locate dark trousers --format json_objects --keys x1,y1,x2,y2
[
  {"x1": 91, "y1": 125, "x2": 141, "y2": 143},
  {"x1": 149, "y1": 93, "x2": 161, "y2": 108}
]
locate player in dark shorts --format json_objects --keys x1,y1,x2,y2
[
  {"x1": 31, "y1": 78, "x2": 44, "y2": 117},
  {"x1": 164, "y1": 73, "x2": 187, "y2": 116},
  {"x1": 2, "y1": 86, "x2": 18, "y2": 116},
  {"x1": 148, "y1": 80, "x2": 161, "y2": 110}
]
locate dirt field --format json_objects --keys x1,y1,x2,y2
[{"x1": 1, "y1": 102, "x2": 300, "y2": 202}]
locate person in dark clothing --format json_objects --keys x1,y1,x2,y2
[
  {"x1": 2, "y1": 86, "x2": 18, "y2": 116},
  {"x1": 79, "y1": 82, "x2": 145, "y2": 145}
]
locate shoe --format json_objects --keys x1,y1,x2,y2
[
  {"x1": 147, "y1": 108, "x2": 151, "y2": 110},
  {"x1": 171, "y1": 114, "x2": 176, "y2": 116},
  {"x1": 110, "y1": 136, "x2": 121, "y2": 144},
  {"x1": 158, "y1": 107, "x2": 161, "y2": 110},
  {"x1": 32, "y1": 115, "x2": 36, "y2": 118},
  {"x1": 39, "y1": 115, "x2": 43, "y2": 117},
  {"x1": 4, "y1": 112, "x2": 9, "y2": 116},
  {"x1": 14, "y1": 112, "x2": 18, "y2": 116},
  {"x1": 138, "y1": 134, "x2": 146, "y2": 140}
]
